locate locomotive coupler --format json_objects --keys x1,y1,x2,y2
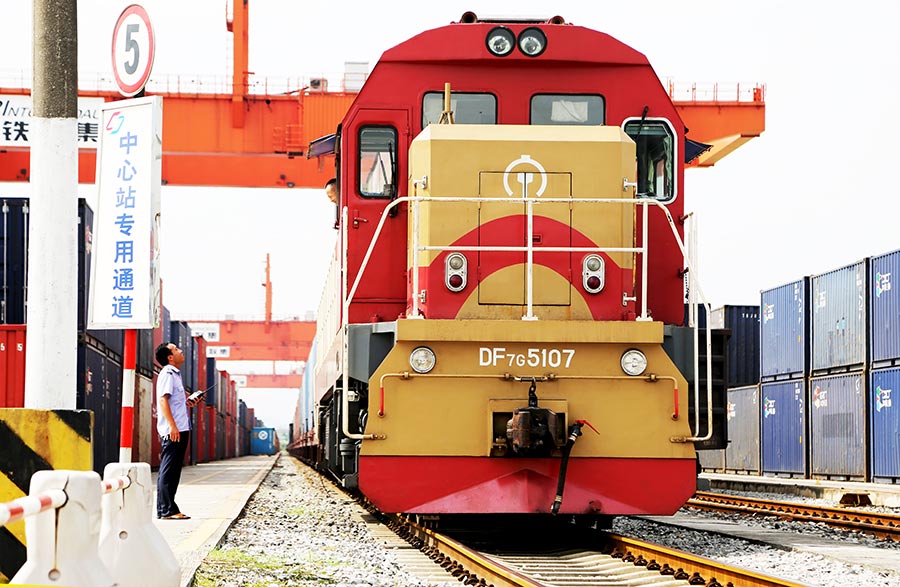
[
  {"x1": 551, "y1": 419, "x2": 599, "y2": 515},
  {"x1": 506, "y1": 378, "x2": 565, "y2": 457},
  {"x1": 527, "y1": 378, "x2": 538, "y2": 408}
]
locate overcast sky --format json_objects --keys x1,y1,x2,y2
[{"x1": 2, "y1": 1, "x2": 899, "y2": 428}]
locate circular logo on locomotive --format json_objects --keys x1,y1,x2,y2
[{"x1": 503, "y1": 154, "x2": 547, "y2": 197}]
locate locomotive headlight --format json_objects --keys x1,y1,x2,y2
[
  {"x1": 582, "y1": 254, "x2": 605, "y2": 294},
  {"x1": 410, "y1": 346, "x2": 436, "y2": 374},
  {"x1": 486, "y1": 27, "x2": 515, "y2": 56},
  {"x1": 620, "y1": 349, "x2": 648, "y2": 376},
  {"x1": 517, "y1": 28, "x2": 547, "y2": 57},
  {"x1": 445, "y1": 253, "x2": 468, "y2": 292}
]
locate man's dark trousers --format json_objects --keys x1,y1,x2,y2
[{"x1": 157, "y1": 430, "x2": 191, "y2": 518}]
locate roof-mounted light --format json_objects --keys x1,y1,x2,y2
[
  {"x1": 518, "y1": 27, "x2": 547, "y2": 57},
  {"x1": 486, "y1": 27, "x2": 515, "y2": 57}
]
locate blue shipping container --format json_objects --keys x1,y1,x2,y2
[
  {"x1": 251, "y1": 427, "x2": 277, "y2": 455},
  {"x1": 811, "y1": 260, "x2": 867, "y2": 372},
  {"x1": 711, "y1": 305, "x2": 760, "y2": 387},
  {"x1": 870, "y1": 249, "x2": 900, "y2": 367},
  {"x1": 760, "y1": 380, "x2": 806, "y2": 476},
  {"x1": 760, "y1": 279, "x2": 808, "y2": 379},
  {"x1": 871, "y1": 367, "x2": 900, "y2": 482},
  {"x1": 809, "y1": 372, "x2": 865, "y2": 480}
]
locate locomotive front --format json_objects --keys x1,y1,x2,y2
[{"x1": 357, "y1": 124, "x2": 698, "y2": 516}]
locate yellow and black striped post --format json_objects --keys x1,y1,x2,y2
[{"x1": 0, "y1": 408, "x2": 92, "y2": 583}]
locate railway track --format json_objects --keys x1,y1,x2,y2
[
  {"x1": 688, "y1": 491, "x2": 900, "y2": 542},
  {"x1": 386, "y1": 516, "x2": 808, "y2": 587}
]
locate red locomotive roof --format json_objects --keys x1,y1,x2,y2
[{"x1": 381, "y1": 22, "x2": 650, "y2": 67}]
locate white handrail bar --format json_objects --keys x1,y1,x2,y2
[
  {"x1": 100, "y1": 475, "x2": 132, "y2": 494},
  {"x1": 639, "y1": 201, "x2": 651, "y2": 321},
  {"x1": 420, "y1": 245, "x2": 641, "y2": 253},
  {"x1": 525, "y1": 190, "x2": 536, "y2": 320},
  {"x1": 0, "y1": 489, "x2": 67, "y2": 527},
  {"x1": 0, "y1": 474, "x2": 130, "y2": 528}
]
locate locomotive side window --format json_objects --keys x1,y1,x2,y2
[
  {"x1": 358, "y1": 126, "x2": 397, "y2": 198},
  {"x1": 623, "y1": 119, "x2": 676, "y2": 202},
  {"x1": 422, "y1": 92, "x2": 497, "y2": 128},
  {"x1": 530, "y1": 94, "x2": 605, "y2": 125}
]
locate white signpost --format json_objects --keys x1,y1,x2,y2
[
  {"x1": 88, "y1": 97, "x2": 162, "y2": 329},
  {"x1": 94, "y1": 4, "x2": 161, "y2": 463},
  {"x1": 111, "y1": 5, "x2": 156, "y2": 98}
]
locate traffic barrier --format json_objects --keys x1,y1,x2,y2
[
  {"x1": 0, "y1": 407, "x2": 93, "y2": 582},
  {"x1": 1, "y1": 464, "x2": 181, "y2": 587},
  {"x1": 9, "y1": 470, "x2": 115, "y2": 586},
  {"x1": 99, "y1": 462, "x2": 180, "y2": 587}
]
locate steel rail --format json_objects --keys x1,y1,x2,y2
[
  {"x1": 396, "y1": 521, "x2": 809, "y2": 587},
  {"x1": 599, "y1": 532, "x2": 809, "y2": 587},
  {"x1": 689, "y1": 491, "x2": 900, "y2": 542}
]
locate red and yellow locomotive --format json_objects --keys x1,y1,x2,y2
[{"x1": 294, "y1": 13, "x2": 726, "y2": 519}]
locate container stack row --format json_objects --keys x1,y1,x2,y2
[
  {"x1": 694, "y1": 304, "x2": 761, "y2": 472},
  {"x1": 703, "y1": 250, "x2": 900, "y2": 484},
  {"x1": 0, "y1": 197, "x2": 258, "y2": 473}
]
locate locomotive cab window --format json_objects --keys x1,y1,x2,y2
[
  {"x1": 358, "y1": 126, "x2": 397, "y2": 198},
  {"x1": 422, "y1": 92, "x2": 497, "y2": 128},
  {"x1": 531, "y1": 94, "x2": 605, "y2": 125},
  {"x1": 623, "y1": 119, "x2": 676, "y2": 202}
]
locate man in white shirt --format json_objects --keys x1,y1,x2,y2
[{"x1": 155, "y1": 342, "x2": 199, "y2": 519}]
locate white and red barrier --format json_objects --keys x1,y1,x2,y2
[
  {"x1": 9, "y1": 470, "x2": 115, "y2": 586},
  {"x1": 2, "y1": 465, "x2": 179, "y2": 587},
  {"x1": 100, "y1": 462, "x2": 180, "y2": 587},
  {"x1": 0, "y1": 488, "x2": 66, "y2": 527}
]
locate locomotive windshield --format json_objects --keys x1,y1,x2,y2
[
  {"x1": 422, "y1": 92, "x2": 496, "y2": 128},
  {"x1": 624, "y1": 119, "x2": 676, "y2": 202},
  {"x1": 530, "y1": 94, "x2": 605, "y2": 125}
]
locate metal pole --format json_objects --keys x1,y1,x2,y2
[
  {"x1": 25, "y1": 0, "x2": 79, "y2": 409},
  {"x1": 119, "y1": 330, "x2": 137, "y2": 462}
]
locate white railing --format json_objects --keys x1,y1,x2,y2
[
  {"x1": 666, "y1": 79, "x2": 766, "y2": 104},
  {"x1": 0, "y1": 69, "x2": 364, "y2": 96},
  {"x1": 337, "y1": 192, "x2": 715, "y2": 443}
]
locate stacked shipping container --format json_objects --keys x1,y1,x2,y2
[
  {"x1": 712, "y1": 250, "x2": 899, "y2": 484},
  {"x1": 696, "y1": 305, "x2": 761, "y2": 472},
  {"x1": 808, "y1": 261, "x2": 868, "y2": 480},
  {"x1": 870, "y1": 250, "x2": 900, "y2": 483},
  {"x1": 759, "y1": 279, "x2": 809, "y2": 477},
  {"x1": 0, "y1": 198, "x2": 259, "y2": 472}
]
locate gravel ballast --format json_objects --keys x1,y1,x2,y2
[{"x1": 194, "y1": 456, "x2": 446, "y2": 587}]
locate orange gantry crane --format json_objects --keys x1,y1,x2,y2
[
  {"x1": 0, "y1": 2, "x2": 764, "y2": 390},
  {"x1": 0, "y1": 1, "x2": 765, "y2": 188}
]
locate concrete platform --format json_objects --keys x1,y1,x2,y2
[
  {"x1": 151, "y1": 454, "x2": 278, "y2": 587},
  {"x1": 701, "y1": 472, "x2": 900, "y2": 507}
]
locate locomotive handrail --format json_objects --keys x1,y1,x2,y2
[
  {"x1": 341, "y1": 193, "x2": 714, "y2": 443},
  {"x1": 377, "y1": 372, "x2": 679, "y2": 420}
]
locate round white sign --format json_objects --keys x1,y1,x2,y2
[
  {"x1": 111, "y1": 5, "x2": 155, "y2": 97},
  {"x1": 257, "y1": 430, "x2": 269, "y2": 441}
]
